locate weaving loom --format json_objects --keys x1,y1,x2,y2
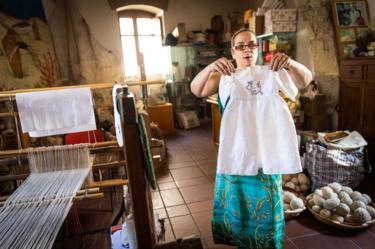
[
  {"x1": 0, "y1": 83, "x2": 158, "y2": 249},
  {"x1": 0, "y1": 144, "x2": 91, "y2": 249}
]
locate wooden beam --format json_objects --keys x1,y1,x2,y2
[
  {"x1": 84, "y1": 179, "x2": 128, "y2": 188},
  {"x1": 118, "y1": 86, "x2": 156, "y2": 248},
  {"x1": 92, "y1": 160, "x2": 126, "y2": 170},
  {"x1": 0, "y1": 174, "x2": 28, "y2": 182},
  {"x1": 0, "y1": 80, "x2": 165, "y2": 99},
  {"x1": 0, "y1": 192, "x2": 105, "y2": 207},
  {"x1": 0, "y1": 140, "x2": 119, "y2": 158}
]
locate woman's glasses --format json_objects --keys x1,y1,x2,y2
[{"x1": 233, "y1": 43, "x2": 259, "y2": 51}]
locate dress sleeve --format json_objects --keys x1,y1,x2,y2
[{"x1": 275, "y1": 69, "x2": 298, "y2": 101}]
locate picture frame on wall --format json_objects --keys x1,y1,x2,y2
[
  {"x1": 334, "y1": 0, "x2": 369, "y2": 27},
  {"x1": 332, "y1": 0, "x2": 371, "y2": 59},
  {"x1": 339, "y1": 28, "x2": 356, "y2": 42}
]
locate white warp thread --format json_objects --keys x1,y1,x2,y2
[{"x1": 0, "y1": 144, "x2": 90, "y2": 249}]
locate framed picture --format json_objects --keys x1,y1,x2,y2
[
  {"x1": 332, "y1": 0, "x2": 371, "y2": 59},
  {"x1": 334, "y1": 0, "x2": 369, "y2": 27},
  {"x1": 339, "y1": 28, "x2": 356, "y2": 42}
]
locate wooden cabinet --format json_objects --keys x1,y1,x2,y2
[
  {"x1": 339, "y1": 59, "x2": 375, "y2": 139},
  {"x1": 146, "y1": 103, "x2": 175, "y2": 135}
]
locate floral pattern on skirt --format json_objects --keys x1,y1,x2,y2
[{"x1": 212, "y1": 170, "x2": 284, "y2": 249}]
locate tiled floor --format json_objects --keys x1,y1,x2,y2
[{"x1": 153, "y1": 123, "x2": 375, "y2": 249}]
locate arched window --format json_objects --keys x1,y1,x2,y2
[{"x1": 118, "y1": 9, "x2": 166, "y2": 81}]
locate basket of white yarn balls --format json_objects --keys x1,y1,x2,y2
[
  {"x1": 306, "y1": 182, "x2": 375, "y2": 229},
  {"x1": 283, "y1": 190, "x2": 307, "y2": 219},
  {"x1": 282, "y1": 173, "x2": 311, "y2": 194}
]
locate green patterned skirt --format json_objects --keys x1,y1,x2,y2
[{"x1": 212, "y1": 170, "x2": 285, "y2": 249}]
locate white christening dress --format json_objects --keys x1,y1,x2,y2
[{"x1": 217, "y1": 65, "x2": 302, "y2": 175}]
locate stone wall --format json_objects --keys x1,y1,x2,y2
[{"x1": 293, "y1": 0, "x2": 340, "y2": 129}]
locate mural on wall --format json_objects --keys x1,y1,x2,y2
[
  {"x1": 0, "y1": 0, "x2": 125, "y2": 91},
  {"x1": 0, "y1": 0, "x2": 57, "y2": 90}
]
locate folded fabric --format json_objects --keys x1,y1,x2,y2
[
  {"x1": 317, "y1": 131, "x2": 367, "y2": 150},
  {"x1": 16, "y1": 88, "x2": 96, "y2": 137}
]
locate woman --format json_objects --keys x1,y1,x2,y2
[{"x1": 191, "y1": 28, "x2": 312, "y2": 249}]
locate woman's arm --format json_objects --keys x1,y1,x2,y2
[
  {"x1": 191, "y1": 57, "x2": 235, "y2": 97},
  {"x1": 285, "y1": 59, "x2": 313, "y2": 89},
  {"x1": 270, "y1": 52, "x2": 313, "y2": 89}
]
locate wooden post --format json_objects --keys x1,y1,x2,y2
[{"x1": 117, "y1": 85, "x2": 156, "y2": 249}]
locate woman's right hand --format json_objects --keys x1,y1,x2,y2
[{"x1": 209, "y1": 57, "x2": 235, "y2": 76}]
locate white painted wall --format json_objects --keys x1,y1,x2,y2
[{"x1": 76, "y1": 0, "x2": 122, "y2": 56}]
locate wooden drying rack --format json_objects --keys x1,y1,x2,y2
[{"x1": 0, "y1": 82, "x2": 160, "y2": 248}]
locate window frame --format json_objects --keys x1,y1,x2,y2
[{"x1": 118, "y1": 10, "x2": 164, "y2": 79}]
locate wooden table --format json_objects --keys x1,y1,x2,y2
[{"x1": 207, "y1": 98, "x2": 220, "y2": 146}]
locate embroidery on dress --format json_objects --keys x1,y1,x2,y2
[{"x1": 246, "y1": 81, "x2": 263, "y2": 96}]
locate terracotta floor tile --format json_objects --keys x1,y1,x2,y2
[
  {"x1": 285, "y1": 217, "x2": 329, "y2": 239},
  {"x1": 180, "y1": 183, "x2": 215, "y2": 204},
  {"x1": 196, "y1": 159, "x2": 217, "y2": 168},
  {"x1": 154, "y1": 207, "x2": 167, "y2": 219},
  {"x1": 200, "y1": 151, "x2": 218, "y2": 160},
  {"x1": 163, "y1": 218, "x2": 175, "y2": 242},
  {"x1": 166, "y1": 204, "x2": 190, "y2": 218},
  {"x1": 188, "y1": 200, "x2": 214, "y2": 214},
  {"x1": 175, "y1": 176, "x2": 212, "y2": 188},
  {"x1": 192, "y1": 211, "x2": 213, "y2": 238},
  {"x1": 156, "y1": 170, "x2": 174, "y2": 183},
  {"x1": 166, "y1": 146, "x2": 185, "y2": 154},
  {"x1": 170, "y1": 167, "x2": 205, "y2": 181},
  {"x1": 283, "y1": 239, "x2": 298, "y2": 249},
  {"x1": 168, "y1": 153, "x2": 194, "y2": 164},
  {"x1": 203, "y1": 236, "x2": 236, "y2": 249},
  {"x1": 188, "y1": 150, "x2": 208, "y2": 161},
  {"x1": 152, "y1": 191, "x2": 163, "y2": 209},
  {"x1": 168, "y1": 161, "x2": 197, "y2": 169},
  {"x1": 160, "y1": 188, "x2": 184, "y2": 207},
  {"x1": 291, "y1": 233, "x2": 360, "y2": 249},
  {"x1": 368, "y1": 222, "x2": 375, "y2": 235},
  {"x1": 158, "y1": 181, "x2": 177, "y2": 190},
  {"x1": 203, "y1": 236, "x2": 295, "y2": 249},
  {"x1": 170, "y1": 215, "x2": 200, "y2": 239},
  {"x1": 324, "y1": 230, "x2": 375, "y2": 249},
  {"x1": 199, "y1": 164, "x2": 217, "y2": 177}
]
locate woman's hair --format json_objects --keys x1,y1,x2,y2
[{"x1": 231, "y1": 28, "x2": 255, "y2": 48}]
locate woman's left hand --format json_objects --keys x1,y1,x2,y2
[{"x1": 270, "y1": 52, "x2": 291, "y2": 71}]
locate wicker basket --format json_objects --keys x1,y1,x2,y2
[
  {"x1": 284, "y1": 191, "x2": 307, "y2": 220},
  {"x1": 283, "y1": 186, "x2": 310, "y2": 196},
  {"x1": 306, "y1": 194, "x2": 375, "y2": 230}
]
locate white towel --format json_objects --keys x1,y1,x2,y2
[{"x1": 16, "y1": 88, "x2": 96, "y2": 137}]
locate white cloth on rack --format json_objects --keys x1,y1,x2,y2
[
  {"x1": 16, "y1": 88, "x2": 96, "y2": 137},
  {"x1": 217, "y1": 65, "x2": 302, "y2": 175},
  {"x1": 112, "y1": 84, "x2": 123, "y2": 147}
]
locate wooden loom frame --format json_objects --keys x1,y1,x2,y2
[{"x1": 0, "y1": 81, "x2": 162, "y2": 248}]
